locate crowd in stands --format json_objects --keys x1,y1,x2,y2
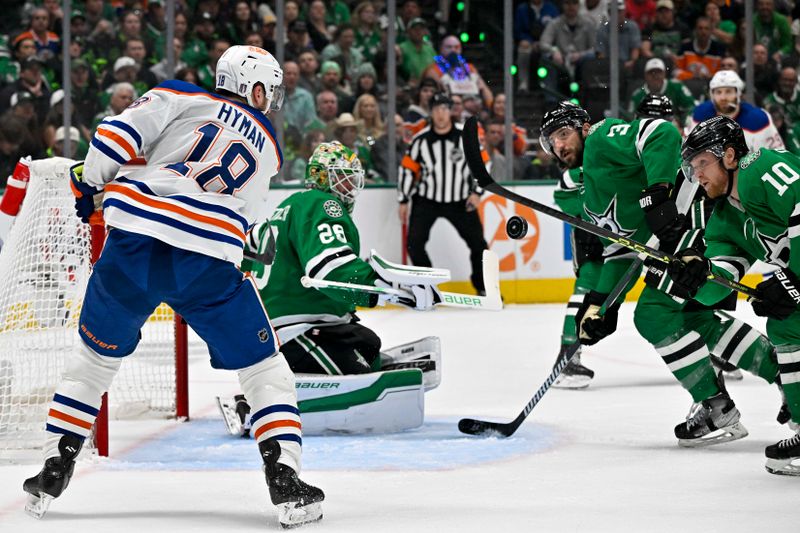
[
  {"x1": 515, "y1": 0, "x2": 800, "y2": 157},
  {"x1": 4, "y1": 0, "x2": 800, "y2": 186}
]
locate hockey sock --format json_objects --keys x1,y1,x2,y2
[
  {"x1": 238, "y1": 352, "x2": 302, "y2": 473},
  {"x1": 44, "y1": 342, "x2": 121, "y2": 459},
  {"x1": 711, "y1": 318, "x2": 779, "y2": 383},
  {"x1": 655, "y1": 329, "x2": 719, "y2": 402},
  {"x1": 777, "y1": 346, "x2": 800, "y2": 425},
  {"x1": 561, "y1": 290, "x2": 588, "y2": 345}
]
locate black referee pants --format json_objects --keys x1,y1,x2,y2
[{"x1": 406, "y1": 196, "x2": 488, "y2": 293}]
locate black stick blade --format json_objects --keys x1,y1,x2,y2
[
  {"x1": 462, "y1": 117, "x2": 494, "y2": 188},
  {"x1": 458, "y1": 417, "x2": 513, "y2": 438}
]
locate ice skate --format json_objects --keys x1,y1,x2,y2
[
  {"x1": 552, "y1": 346, "x2": 594, "y2": 389},
  {"x1": 216, "y1": 394, "x2": 252, "y2": 437},
  {"x1": 674, "y1": 390, "x2": 748, "y2": 447},
  {"x1": 765, "y1": 429, "x2": 800, "y2": 476},
  {"x1": 260, "y1": 438, "x2": 324, "y2": 528},
  {"x1": 23, "y1": 434, "x2": 83, "y2": 518}
]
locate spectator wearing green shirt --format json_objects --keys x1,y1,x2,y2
[
  {"x1": 321, "y1": 24, "x2": 365, "y2": 85},
  {"x1": 1, "y1": 37, "x2": 36, "y2": 86},
  {"x1": 704, "y1": 1, "x2": 735, "y2": 47},
  {"x1": 198, "y1": 39, "x2": 231, "y2": 91},
  {"x1": 282, "y1": 61, "x2": 320, "y2": 133},
  {"x1": 628, "y1": 58, "x2": 696, "y2": 121},
  {"x1": 399, "y1": 18, "x2": 436, "y2": 83},
  {"x1": 754, "y1": 0, "x2": 792, "y2": 61},
  {"x1": 352, "y1": 1, "x2": 381, "y2": 63},
  {"x1": 764, "y1": 66, "x2": 800, "y2": 126}
]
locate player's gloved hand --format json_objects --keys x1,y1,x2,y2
[
  {"x1": 375, "y1": 280, "x2": 442, "y2": 311},
  {"x1": 667, "y1": 247, "x2": 711, "y2": 299},
  {"x1": 69, "y1": 162, "x2": 103, "y2": 224},
  {"x1": 640, "y1": 184, "x2": 686, "y2": 245},
  {"x1": 574, "y1": 291, "x2": 620, "y2": 346},
  {"x1": 750, "y1": 269, "x2": 800, "y2": 320}
]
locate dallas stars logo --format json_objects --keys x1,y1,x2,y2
[
  {"x1": 584, "y1": 196, "x2": 637, "y2": 257},
  {"x1": 584, "y1": 196, "x2": 637, "y2": 237},
  {"x1": 756, "y1": 228, "x2": 790, "y2": 267}
]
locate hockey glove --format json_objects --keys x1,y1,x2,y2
[
  {"x1": 666, "y1": 248, "x2": 711, "y2": 299},
  {"x1": 69, "y1": 162, "x2": 103, "y2": 224},
  {"x1": 575, "y1": 291, "x2": 620, "y2": 346},
  {"x1": 640, "y1": 184, "x2": 686, "y2": 246},
  {"x1": 751, "y1": 269, "x2": 800, "y2": 320},
  {"x1": 374, "y1": 280, "x2": 443, "y2": 311}
]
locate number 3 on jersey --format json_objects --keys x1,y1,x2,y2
[{"x1": 167, "y1": 122, "x2": 257, "y2": 194}]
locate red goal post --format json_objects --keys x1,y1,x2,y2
[{"x1": 0, "y1": 158, "x2": 188, "y2": 461}]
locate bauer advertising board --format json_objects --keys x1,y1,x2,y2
[{"x1": 264, "y1": 184, "x2": 574, "y2": 301}]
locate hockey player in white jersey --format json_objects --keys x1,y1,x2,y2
[
  {"x1": 685, "y1": 70, "x2": 785, "y2": 150},
  {"x1": 22, "y1": 46, "x2": 324, "y2": 529}
]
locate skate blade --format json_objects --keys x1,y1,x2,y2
[
  {"x1": 215, "y1": 396, "x2": 244, "y2": 437},
  {"x1": 277, "y1": 501, "x2": 323, "y2": 529},
  {"x1": 25, "y1": 492, "x2": 53, "y2": 519},
  {"x1": 553, "y1": 374, "x2": 591, "y2": 390},
  {"x1": 678, "y1": 422, "x2": 749, "y2": 448},
  {"x1": 722, "y1": 369, "x2": 744, "y2": 381},
  {"x1": 765, "y1": 457, "x2": 800, "y2": 476}
]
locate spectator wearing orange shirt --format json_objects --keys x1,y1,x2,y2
[
  {"x1": 673, "y1": 16, "x2": 726, "y2": 81},
  {"x1": 13, "y1": 7, "x2": 60, "y2": 61}
]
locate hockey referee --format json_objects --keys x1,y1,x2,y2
[{"x1": 398, "y1": 92, "x2": 489, "y2": 294}]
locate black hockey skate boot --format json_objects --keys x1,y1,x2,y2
[
  {"x1": 553, "y1": 345, "x2": 594, "y2": 390},
  {"x1": 260, "y1": 438, "x2": 324, "y2": 529},
  {"x1": 23, "y1": 434, "x2": 83, "y2": 518},
  {"x1": 674, "y1": 388, "x2": 748, "y2": 447},
  {"x1": 765, "y1": 429, "x2": 800, "y2": 476}
]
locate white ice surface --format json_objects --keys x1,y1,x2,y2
[{"x1": 1, "y1": 303, "x2": 798, "y2": 532}]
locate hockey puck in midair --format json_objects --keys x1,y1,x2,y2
[{"x1": 506, "y1": 215, "x2": 529, "y2": 240}]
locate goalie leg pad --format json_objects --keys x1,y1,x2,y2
[
  {"x1": 43, "y1": 341, "x2": 122, "y2": 459},
  {"x1": 238, "y1": 353, "x2": 302, "y2": 473},
  {"x1": 381, "y1": 336, "x2": 442, "y2": 390}
]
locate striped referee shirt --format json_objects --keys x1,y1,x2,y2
[{"x1": 398, "y1": 124, "x2": 487, "y2": 203}]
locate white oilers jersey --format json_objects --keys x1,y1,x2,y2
[
  {"x1": 84, "y1": 80, "x2": 283, "y2": 264},
  {"x1": 686, "y1": 101, "x2": 785, "y2": 151}
]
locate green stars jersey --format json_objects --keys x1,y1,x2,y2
[
  {"x1": 695, "y1": 148, "x2": 800, "y2": 307},
  {"x1": 242, "y1": 189, "x2": 378, "y2": 342},
  {"x1": 581, "y1": 118, "x2": 682, "y2": 255},
  {"x1": 629, "y1": 80, "x2": 697, "y2": 119},
  {"x1": 554, "y1": 167, "x2": 583, "y2": 217}
]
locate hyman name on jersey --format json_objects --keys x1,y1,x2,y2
[{"x1": 217, "y1": 103, "x2": 267, "y2": 154}]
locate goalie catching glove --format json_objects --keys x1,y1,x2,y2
[
  {"x1": 69, "y1": 162, "x2": 103, "y2": 224},
  {"x1": 751, "y1": 269, "x2": 800, "y2": 320},
  {"x1": 575, "y1": 291, "x2": 621, "y2": 345}
]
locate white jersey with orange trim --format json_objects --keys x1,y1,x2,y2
[{"x1": 84, "y1": 80, "x2": 283, "y2": 264}]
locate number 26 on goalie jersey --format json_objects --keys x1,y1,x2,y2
[{"x1": 165, "y1": 122, "x2": 258, "y2": 194}]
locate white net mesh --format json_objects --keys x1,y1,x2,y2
[{"x1": 0, "y1": 158, "x2": 178, "y2": 457}]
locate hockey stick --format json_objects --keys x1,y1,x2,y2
[
  {"x1": 300, "y1": 250, "x2": 503, "y2": 311},
  {"x1": 460, "y1": 117, "x2": 759, "y2": 300},
  {"x1": 457, "y1": 258, "x2": 642, "y2": 436}
]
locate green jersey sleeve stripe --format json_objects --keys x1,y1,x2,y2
[
  {"x1": 305, "y1": 246, "x2": 357, "y2": 279},
  {"x1": 560, "y1": 169, "x2": 578, "y2": 190},
  {"x1": 710, "y1": 256, "x2": 750, "y2": 281},
  {"x1": 790, "y1": 203, "x2": 800, "y2": 238},
  {"x1": 635, "y1": 118, "x2": 664, "y2": 157}
]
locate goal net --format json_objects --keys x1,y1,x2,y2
[{"x1": 0, "y1": 158, "x2": 188, "y2": 461}]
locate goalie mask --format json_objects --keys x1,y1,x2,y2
[
  {"x1": 215, "y1": 45, "x2": 285, "y2": 113},
  {"x1": 305, "y1": 142, "x2": 365, "y2": 212}
]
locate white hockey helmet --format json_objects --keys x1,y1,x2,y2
[
  {"x1": 215, "y1": 45, "x2": 284, "y2": 113},
  {"x1": 709, "y1": 70, "x2": 745, "y2": 97}
]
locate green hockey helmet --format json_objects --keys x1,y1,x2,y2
[{"x1": 305, "y1": 141, "x2": 365, "y2": 212}]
